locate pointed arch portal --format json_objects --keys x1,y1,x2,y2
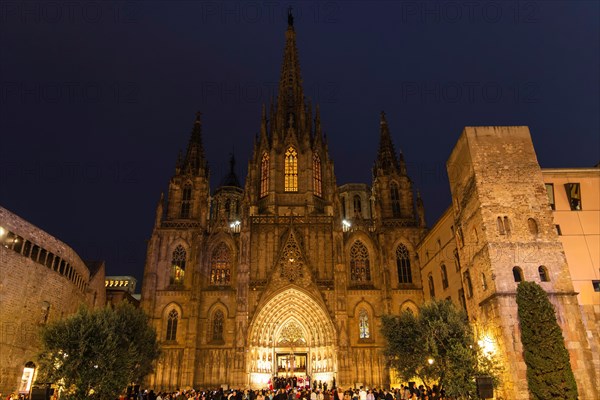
[{"x1": 247, "y1": 287, "x2": 337, "y2": 388}]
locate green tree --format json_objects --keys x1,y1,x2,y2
[
  {"x1": 37, "y1": 303, "x2": 160, "y2": 400},
  {"x1": 516, "y1": 281, "x2": 578, "y2": 400},
  {"x1": 381, "y1": 299, "x2": 500, "y2": 398}
]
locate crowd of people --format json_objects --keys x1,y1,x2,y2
[{"x1": 126, "y1": 384, "x2": 448, "y2": 400}]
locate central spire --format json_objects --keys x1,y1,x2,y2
[
  {"x1": 276, "y1": 7, "x2": 305, "y2": 134},
  {"x1": 374, "y1": 111, "x2": 401, "y2": 176}
]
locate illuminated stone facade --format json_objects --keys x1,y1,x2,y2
[
  {"x1": 418, "y1": 127, "x2": 599, "y2": 399},
  {"x1": 141, "y1": 17, "x2": 426, "y2": 390},
  {"x1": 140, "y1": 18, "x2": 599, "y2": 397},
  {"x1": 0, "y1": 206, "x2": 106, "y2": 395}
]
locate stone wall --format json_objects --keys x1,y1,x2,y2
[{"x1": 0, "y1": 206, "x2": 103, "y2": 395}]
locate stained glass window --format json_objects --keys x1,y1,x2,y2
[
  {"x1": 171, "y1": 246, "x2": 186, "y2": 285},
  {"x1": 396, "y1": 244, "x2": 412, "y2": 284},
  {"x1": 285, "y1": 147, "x2": 298, "y2": 192},
  {"x1": 212, "y1": 310, "x2": 224, "y2": 341},
  {"x1": 210, "y1": 243, "x2": 231, "y2": 286},
  {"x1": 166, "y1": 309, "x2": 178, "y2": 341},
  {"x1": 359, "y1": 309, "x2": 370, "y2": 339},
  {"x1": 313, "y1": 154, "x2": 322, "y2": 197},
  {"x1": 350, "y1": 241, "x2": 370, "y2": 283},
  {"x1": 260, "y1": 153, "x2": 269, "y2": 197}
]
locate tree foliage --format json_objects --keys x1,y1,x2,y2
[
  {"x1": 516, "y1": 281, "x2": 578, "y2": 400},
  {"x1": 37, "y1": 303, "x2": 160, "y2": 400},
  {"x1": 381, "y1": 299, "x2": 501, "y2": 398}
]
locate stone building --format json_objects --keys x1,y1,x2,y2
[
  {"x1": 141, "y1": 15, "x2": 426, "y2": 390},
  {"x1": 418, "y1": 127, "x2": 599, "y2": 399},
  {"x1": 140, "y1": 16, "x2": 599, "y2": 398},
  {"x1": 0, "y1": 206, "x2": 106, "y2": 395}
]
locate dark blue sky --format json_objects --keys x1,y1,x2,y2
[{"x1": 1, "y1": 1, "x2": 598, "y2": 285}]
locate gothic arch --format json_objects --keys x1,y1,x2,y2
[
  {"x1": 206, "y1": 237, "x2": 237, "y2": 279},
  {"x1": 400, "y1": 300, "x2": 418, "y2": 315},
  {"x1": 207, "y1": 299, "x2": 230, "y2": 319},
  {"x1": 351, "y1": 299, "x2": 375, "y2": 317},
  {"x1": 392, "y1": 238, "x2": 415, "y2": 285},
  {"x1": 344, "y1": 232, "x2": 377, "y2": 259},
  {"x1": 161, "y1": 302, "x2": 183, "y2": 341},
  {"x1": 167, "y1": 238, "x2": 191, "y2": 255},
  {"x1": 248, "y1": 287, "x2": 336, "y2": 348},
  {"x1": 162, "y1": 302, "x2": 183, "y2": 319}
]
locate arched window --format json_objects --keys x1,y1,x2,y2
[
  {"x1": 212, "y1": 310, "x2": 224, "y2": 341},
  {"x1": 359, "y1": 308, "x2": 370, "y2": 339},
  {"x1": 464, "y1": 270, "x2": 473, "y2": 298},
  {"x1": 350, "y1": 241, "x2": 371, "y2": 283},
  {"x1": 513, "y1": 266, "x2": 523, "y2": 282},
  {"x1": 441, "y1": 264, "x2": 448, "y2": 289},
  {"x1": 504, "y1": 216, "x2": 511, "y2": 235},
  {"x1": 538, "y1": 265, "x2": 549, "y2": 282},
  {"x1": 313, "y1": 154, "x2": 322, "y2": 197},
  {"x1": 497, "y1": 217, "x2": 505, "y2": 235},
  {"x1": 284, "y1": 147, "x2": 298, "y2": 192},
  {"x1": 210, "y1": 243, "x2": 231, "y2": 286},
  {"x1": 528, "y1": 218, "x2": 539, "y2": 235},
  {"x1": 260, "y1": 153, "x2": 269, "y2": 197},
  {"x1": 166, "y1": 309, "x2": 178, "y2": 341},
  {"x1": 390, "y1": 182, "x2": 401, "y2": 218},
  {"x1": 396, "y1": 244, "x2": 412, "y2": 284},
  {"x1": 180, "y1": 184, "x2": 192, "y2": 218},
  {"x1": 171, "y1": 246, "x2": 186, "y2": 285},
  {"x1": 353, "y1": 195, "x2": 362, "y2": 216},
  {"x1": 481, "y1": 272, "x2": 488, "y2": 290},
  {"x1": 428, "y1": 274, "x2": 435, "y2": 298}
]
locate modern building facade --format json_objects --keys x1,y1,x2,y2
[{"x1": 140, "y1": 17, "x2": 599, "y2": 399}]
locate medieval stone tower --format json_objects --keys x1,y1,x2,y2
[
  {"x1": 141, "y1": 14, "x2": 426, "y2": 390},
  {"x1": 446, "y1": 126, "x2": 598, "y2": 400}
]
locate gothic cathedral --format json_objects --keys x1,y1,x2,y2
[{"x1": 141, "y1": 15, "x2": 427, "y2": 390}]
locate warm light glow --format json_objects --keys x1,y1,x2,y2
[
  {"x1": 19, "y1": 367, "x2": 35, "y2": 394},
  {"x1": 478, "y1": 334, "x2": 496, "y2": 355},
  {"x1": 0, "y1": 226, "x2": 5, "y2": 237},
  {"x1": 342, "y1": 219, "x2": 351, "y2": 227},
  {"x1": 427, "y1": 358, "x2": 434, "y2": 365}
]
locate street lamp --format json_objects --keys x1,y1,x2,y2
[{"x1": 427, "y1": 358, "x2": 434, "y2": 365}]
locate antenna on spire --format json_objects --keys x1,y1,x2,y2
[{"x1": 288, "y1": 6, "x2": 294, "y2": 27}]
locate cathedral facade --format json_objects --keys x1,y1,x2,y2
[
  {"x1": 140, "y1": 16, "x2": 599, "y2": 399},
  {"x1": 141, "y1": 16, "x2": 426, "y2": 390}
]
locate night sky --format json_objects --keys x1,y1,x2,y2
[{"x1": 1, "y1": 1, "x2": 598, "y2": 286}]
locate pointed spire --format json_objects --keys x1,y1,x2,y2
[
  {"x1": 276, "y1": 8, "x2": 305, "y2": 134},
  {"x1": 314, "y1": 104, "x2": 322, "y2": 146},
  {"x1": 416, "y1": 189, "x2": 426, "y2": 227},
  {"x1": 260, "y1": 104, "x2": 268, "y2": 144},
  {"x1": 175, "y1": 150, "x2": 183, "y2": 173},
  {"x1": 154, "y1": 192, "x2": 164, "y2": 229},
  {"x1": 183, "y1": 111, "x2": 208, "y2": 176},
  {"x1": 287, "y1": 6, "x2": 294, "y2": 28},
  {"x1": 220, "y1": 152, "x2": 241, "y2": 188},
  {"x1": 374, "y1": 111, "x2": 401, "y2": 176},
  {"x1": 399, "y1": 148, "x2": 407, "y2": 175}
]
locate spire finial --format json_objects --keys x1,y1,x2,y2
[
  {"x1": 288, "y1": 6, "x2": 294, "y2": 27},
  {"x1": 229, "y1": 152, "x2": 236, "y2": 173},
  {"x1": 380, "y1": 110, "x2": 386, "y2": 124},
  {"x1": 195, "y1": 111, "x2": 202, "y2": 123}
]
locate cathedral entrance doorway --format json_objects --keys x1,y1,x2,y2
[{"x1": 247, "y1": 287, "x2": 337, "y2": 389}]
